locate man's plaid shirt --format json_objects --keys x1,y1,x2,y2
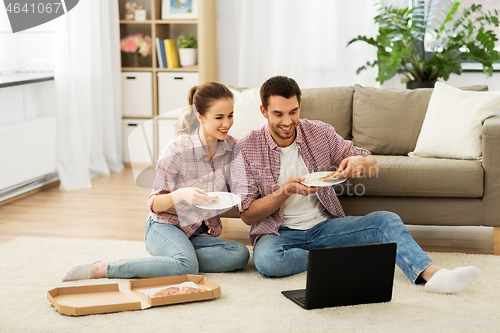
[{"x1": 230, "y1": 119, "x2": 371, "y2": 247}]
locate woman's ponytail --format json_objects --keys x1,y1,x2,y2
[{"x1": 176, "y1": 85, "x2": 200, "y2": 136}]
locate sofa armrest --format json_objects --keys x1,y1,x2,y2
[{"x1": 482, "y1": 114, "x2": 500, "y2": 227}]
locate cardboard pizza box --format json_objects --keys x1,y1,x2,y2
[
  {"x1": 128, "y1": 274, "x2": 221, "y2": 307},
  {"x1": 48, "y1": 274, "x2": 221, "y2": 316}
]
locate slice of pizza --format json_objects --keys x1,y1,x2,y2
[
  {"x1": 317, "y1": 170, "x2": 342, "y2": 181},
  {"x1": 152, "y1": 286, "x2": 181, "y2": 298},
  {"x1": 182, "y1": 286, "x2": 208, "y2": 294}
]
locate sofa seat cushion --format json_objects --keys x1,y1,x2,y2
[{"x1": 340, "y1": 155, "x2": 484, "y2": 198}]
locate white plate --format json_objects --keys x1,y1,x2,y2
[
  {"x1": 194, "y1": 192, "x2": 241, "y2": 210},
  {"x1": 301, "y1": 171, "x2": 347, "y2": 187}
]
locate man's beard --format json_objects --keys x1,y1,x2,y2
[{"x1": 271, "y1": 123, "x2": 297, "y2": 140}]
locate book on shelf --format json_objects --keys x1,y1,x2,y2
[
  {"x1": 164, "y1": 39, "x2": 180, "y2": 69},
  {"x1": 155, "y1": 38, "x2": 164, "y2": 68},
  {"x1": 160, "y1": 39, "x2": 168, "y2": 68}
]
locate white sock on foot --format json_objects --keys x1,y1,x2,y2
[
  {"x1": 61, "y1": 261, "x2": 100, "y2": 282},
  {"x1": 424, "y1": 266, "x2": 480, "y2": 294}
]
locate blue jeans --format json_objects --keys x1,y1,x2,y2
[
  {"x1": 106, "y1": 218, "x2": 250, "y2": 279},
  {"x1": 253, "y1": 211, "x2": 433, "y2": 284}
]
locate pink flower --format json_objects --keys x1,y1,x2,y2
[
  {"x1": 123, "y1": 37, "x2": 138, "y2": 53},
  {"x1": 120, "y1": 34, "x2": 152, "y2": 56}
]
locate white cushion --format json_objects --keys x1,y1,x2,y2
[
  {"x1": 409, "y1": 82, "x2": 500, "y2": 160},
  {"x1": 229, "y1": 87, "x2": 267, "y2": 140}
]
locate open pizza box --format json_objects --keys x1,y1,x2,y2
[{"x1": 47, "y1": 274, "x2": 221, "y2": 316}]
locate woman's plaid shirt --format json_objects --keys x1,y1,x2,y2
[{"x1": 148, "y1": 131, "x2": 238, "y2": 238}]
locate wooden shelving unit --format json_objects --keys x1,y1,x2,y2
[{"x1": 118, "y1": 0, "x2": 218, "y2": 158}]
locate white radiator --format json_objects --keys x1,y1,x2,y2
[{"x1": 0, "y1": 116, "x2": 58, "y2": 194}]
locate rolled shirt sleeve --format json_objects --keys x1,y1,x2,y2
[{"x1": 147, "y1": 144, "x2": 180, "y2": 214}]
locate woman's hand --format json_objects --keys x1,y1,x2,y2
[{"x1": 172, "y1": 187, "x2": 212, "y2": 205}]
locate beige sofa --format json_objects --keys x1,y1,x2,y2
[
  {"x1": 224, "y1": 84, "x2": 499, "y2": 254},
  {"x1": 298, "y1": 84, "x2": 500, "y2": 254}
]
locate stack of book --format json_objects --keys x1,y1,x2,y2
[{"x1": 155, "y1": 38, "x2": 180, "y2": 69}]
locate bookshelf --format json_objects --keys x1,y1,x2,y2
[{"x1": 118, "y1": 0, "x2": 218, "y2": 159}]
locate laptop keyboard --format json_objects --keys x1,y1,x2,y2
[{"x1": 296, "y1": 296, "x2": 306, "y2": 305}]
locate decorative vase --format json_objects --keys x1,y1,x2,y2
[
  {"x1": 406, "y1": 80, "x2": 437, "y2": 89},
  {"x1": 132, "y1": 52, "x2": 141, "y2": 67},
  {"x1": 179, "y1": 48, "x2": 197, "y2": 67}
]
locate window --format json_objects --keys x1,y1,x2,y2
[
  {"x1": 0, "y1": 5, "x2": 55, "y2": 74},
  {"x1": 380, "y1": 0, "x2": 500, "y2": 50},
  {"x1": 0, "y1": 5, "x2": 17, "y2": 73},
  {"x1": 431, "y1": 0, "x2": 500, "y2": 49}
]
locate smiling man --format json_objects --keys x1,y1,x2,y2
[{"x1": 230, "y1": 76, "x2": 480, "y2": 294}]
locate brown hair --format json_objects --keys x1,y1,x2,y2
[
  {"x1": 176, "y1": 82, "x2": 234, "y2": 136},
  {"x1": 260, "y1": 76, "x2": 301, "y2": 110}
]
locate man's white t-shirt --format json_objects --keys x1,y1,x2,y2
[{"x1": 277, "y1": 140, "x2": 330, "y2": 230}]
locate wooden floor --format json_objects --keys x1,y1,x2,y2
[
  {"x1": 0, "y1": 167, "x2": 492, "y2": 254},
  {"x1": 0, "y1": 167, "x2": 250, "y2": 246}
]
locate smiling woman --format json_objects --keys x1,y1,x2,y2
[{"x1": 62, "y1": 81, "x2": 250, "y2": 282}]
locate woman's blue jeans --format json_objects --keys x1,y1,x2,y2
[
  {"x1": 253, "y1": 211, "x2": 433, "y2": 284},
  {"x1": 106, "y1": 218, "x2": 250, "y2": 279}
]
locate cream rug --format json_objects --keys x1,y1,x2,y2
[{"x1": 1, "y1": 236, "x2": 499, "y2": 333}]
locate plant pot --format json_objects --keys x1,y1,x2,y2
[
  {"x1": 406, "y1": 80, "x2": 437, "y2": 89},
  {"x1": 179, "y1": 48, "x2": 197, "y2": 67}
]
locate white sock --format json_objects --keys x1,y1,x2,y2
[
  {"x1": 61, "y1": 260, "x2": 100, "y2": 282},
  {"x1": 424, "y1": 266, "x2": 480, "y2": 294}
]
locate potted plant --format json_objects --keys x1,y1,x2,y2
[
  {"x1": 177, "y1": 33, "x2": 198, "y2": 67},
  {"x1": 347, "y1": 0, "x2": 500, "y2": 89}
]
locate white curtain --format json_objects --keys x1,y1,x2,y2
[
  {"x1": 218, "y1": 0, "x2": 379, "y2": 89},
  {"x1": 54, "y1": 0, "x2": 123, "y2": 190}
]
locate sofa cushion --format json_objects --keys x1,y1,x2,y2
[
  {"x1": 338, "y1": 155, "x2": 484, "y2": 198},
  {"x1": 228, "y1": 87, "x2": 268, "y2": 140},
  {"x1": 301, "y1": 87, "x2": 354, "y2": 140},
  {"x1": 351, "y1": 84, "x2": 489, "y2": 155},
  {"x1": 409, "y1": 82, "x2": 500, "y2": 160}
]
